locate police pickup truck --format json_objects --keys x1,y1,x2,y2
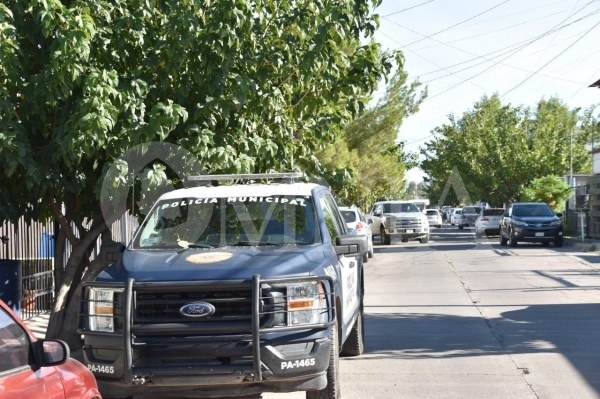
[{"x1": 78, "y1": 173, "x2": 366, "y2": 399}]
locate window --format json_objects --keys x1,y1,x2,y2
[
  {"x1": 320, "y1": 195, "x2": 346, "y2": 242},
  {"x1": 134, "y1": 195, "x2": 316, "y2": 248},
  {"x1": 482, "y1": 209, "x2": 504, "y2": 216},
  {"x1": 512, "y1": 204, "x2": 553, "y2": 217},
  {"x1": 0, "y1": 307, "x2": 31, "y2": 373},
  {"x1": 382, "y1": 203, "x2": 420, "y2": 213},
  {"x1": 340, "y1": 210, "x2": 358, "y2": 223}
]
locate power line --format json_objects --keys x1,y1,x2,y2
[
  {"x1": 423, "y1": 5, "x2": 600, "y2": 99},
  {"x1": 500, "y1": 18, "x2": 600, "y2": 98},
  {"x1": 409, "y1": 3, "x2": 600, "y2": 81},
  {"x1": 399, "y1": 0, "x2": 512, "y2": 47},
  {"x1": 381, "y1": 0, "x2": 438, "y2": 18}
]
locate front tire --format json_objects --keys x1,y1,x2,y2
[
  {"x1": 500, "y1": 232, "x2": 508, "y2": 246},
  {"x1": 306, "y1": 320, "x2": 340, "y2": 399},
  {"x1": 420, "y1": 234, "x2": 429, "y2": 244},
  {"x1": 508, "y1": 230, "x2": 518, "y2": 247},
  {"x1": 381, "y1": 227, "x2": 391, "y2": 245},
  {"x1": 341, "y1": 307, "x2": 364, "y2": 357}
]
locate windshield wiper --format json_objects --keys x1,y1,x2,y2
[
  {"x1": 230, "y1": 241, "x2": 283, "y2": 247},
  {"x1": 187, "y1": 243, "x2": 218, "y2": 249}
]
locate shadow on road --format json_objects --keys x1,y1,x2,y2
[{"x1": 360, "y1": 304, "x2": 600, "y2": 395}]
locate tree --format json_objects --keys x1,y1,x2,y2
[
  {"x1": 317, "y1": 68, "x2": 426, "y2": 210},
  {"x1": 0, "y1": 0, "x2": 394, "y2": 348},
  {"x1": 420, "y1": 94, "x2": 589, "y2": 207},
  {"x1": 520, "y1": 175, "x2": 571, "y2": 212}
]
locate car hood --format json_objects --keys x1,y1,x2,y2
[
  {"x1": 513, "y1": 215, "x2": 561, "y2": 223},
  {"x1": 96, "y1": 245, "x2": 327, "y2": 282}
]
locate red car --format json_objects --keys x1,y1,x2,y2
[{"x1": 0, "y1": 299, "x2": 102, "y2": 399}]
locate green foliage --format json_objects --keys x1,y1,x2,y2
[
  {"x1": 316, "y1": 68, "x2": 426, "y2": 210},
  {"x1": 0, "y1": 0, "x2": 395, "y2": 344},
  {"x1": 0, "y1": 0, "x2": 394, "y2": 224},
  {"x1": 520, "y1": 175, "x2": 571, "y2": 212},
  {"x1": 420, "y1": 94, "x2": 592, "y2": 206}
]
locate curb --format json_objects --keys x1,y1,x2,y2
[{"x1": 565, "y1": 237, "x2": 600, "y2": 252}]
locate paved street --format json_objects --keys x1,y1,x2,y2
[{"x1": 263, "y1": 225, "x2": 600, "y2": 398}]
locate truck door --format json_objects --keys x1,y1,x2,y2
[{"x1": 319, "y1": 195, "x2": 360, "y2": 324}]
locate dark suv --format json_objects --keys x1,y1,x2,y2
[{"x1": 499, "y1": 202, "x2": 563, "y2": 247}]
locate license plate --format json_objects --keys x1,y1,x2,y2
[
  {"x1": 406, "y1": 229, "x2": 414, "y2": 233},
  {"x1": 535, "y1": 232, "x2": 544, "y2": 237}
]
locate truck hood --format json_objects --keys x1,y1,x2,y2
[
  {"x1": 382, "y1": 212, "x2": 423, "y2": 218},
  {"x1": 96, "y1": 245, "x2": 327, "y2": 283}
]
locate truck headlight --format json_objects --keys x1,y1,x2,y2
[
  {"x1": 88, "y1": 287, "x2": 123, "y2": 332},
  {"x1": 286, "y1": 281, "x2": 327, "y2": 326}
]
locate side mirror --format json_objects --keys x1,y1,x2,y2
[
  {"x1": 555, "y1": 212, "x2": 563, "y2": 218},
  {"x1": 373, "y1": 212, "x2": 381, "y2": 217},
  {"x1": 366, "y1": 217, "x2": 374, "y2": 225},
  {"x1": 101, "y1": 240, "x2": 126, "y2": 265},
  {"x1": 32, "y1": 339, "x2": 70, "y2": 368},
  {"x1": 335, "y1": 235, "x2": 367, "y2": 257}
]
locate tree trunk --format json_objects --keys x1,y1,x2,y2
[{"x1": 45, "y1": 221, "x2": 108, "y2": 349}]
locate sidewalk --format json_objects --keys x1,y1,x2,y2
[{"x1": 565, "y1": 236, "x2": 600, "y2": 252}]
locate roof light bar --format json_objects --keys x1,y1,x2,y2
[{"x1": 187, "y1": 172, "x2": 304, "y2": 182}]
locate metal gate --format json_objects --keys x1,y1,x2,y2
[{"x1": 0, "y1": 218, "x2": 55, "y2": 319}]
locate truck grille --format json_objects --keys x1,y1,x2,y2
[
  {"x1": 135, "y1": 289, "x2": 253, "y2": 323},
  {"x1": 394, "y1": 217, "x2": 423, "y2": 229}
]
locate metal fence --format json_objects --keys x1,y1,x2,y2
[
  {"x1": 0, "y1": 218, "x2": 55, "y2": 319},
  {"x1": 0, "y1": 214, "x2": 138, "y2": 319}
]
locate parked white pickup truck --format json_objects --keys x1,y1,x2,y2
[{"x1": 368, "y1": 200, "x2": 430, "y2": 244}]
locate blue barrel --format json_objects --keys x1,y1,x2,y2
[
  {"x1": 39, "y1": 232, "x2": 55, "y2": 258},
  {"x1": 0, "y1": 260, "x2": 21, "y2": 313}
]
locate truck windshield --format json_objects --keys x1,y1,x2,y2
[
  {"x1": 133, "y1": 195, "x2": 317, "y2": 249},
  {"x1": 383, "y1": 203, "x2": 420, "y2": 213}
]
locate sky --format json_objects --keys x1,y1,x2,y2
[{"x1": 372, "y1": 0, "x2": 600, "y2": 182}]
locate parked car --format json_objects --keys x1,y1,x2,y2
[
  {"x1": 368, "y1": 200, "x2": 430, "y2": 244},
  {"x1": 499, "y1": 202, "x2": 563, "y2": 247},
  {"x1": 441, "y1": 206, "x2": 453, "y2": 222},
  {"x1": 474, "y1": 208, "x2": 505, "y2": 237},
  {"x1": 450, "y1": 208, "x2": 463, "y2": 225},
  {"x1": 0, "y1": 299, "x2": 102, "y2": 399},
  {"x1": 458, "y1": 206, "x2": 482, "y2": 229},
  {"x1": 340, "y1": 206, "x2": 374, "y2": 262},
  {"x1": 424, "y1": 209, "x2": 443, "y2": 228}
]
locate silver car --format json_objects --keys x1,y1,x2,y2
[{"x1": 474, "y1": 208, "x2": 505, "y2": 237}]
